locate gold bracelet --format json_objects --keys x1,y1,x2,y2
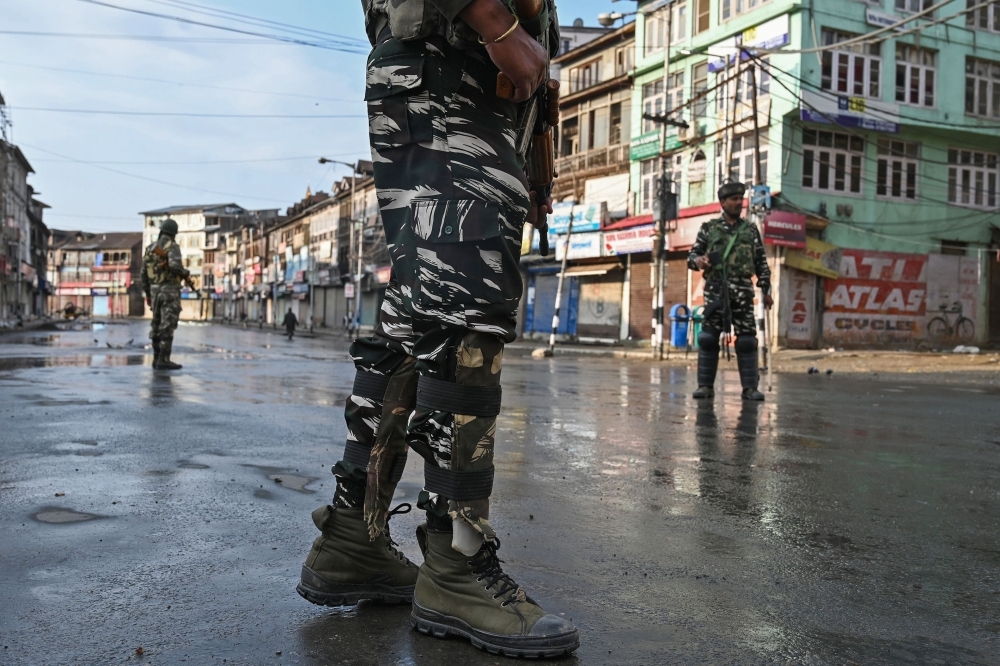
[{"x1": 479, "y1": 15, "x2": 519, "y2": 45}]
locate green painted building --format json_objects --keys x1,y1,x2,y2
[{"x1": 629, "y1": 0, "x2": 1000, "y2": 348}]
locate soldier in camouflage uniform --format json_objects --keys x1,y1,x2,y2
[
  {"x1": 688, "y1": 182, "x2": 772, "y2": 401},
  {"x1": 296, "y1": 0, "x2": 578, "y2": 658},
  {"x1": 140, "y1": 219, "x2": 190, "y2": 371}
]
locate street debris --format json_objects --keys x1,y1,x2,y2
[{"x1": 953, "y1": 345, "x2": 980, "y2": 354}]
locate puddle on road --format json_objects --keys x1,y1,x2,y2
[
  {"x1": 32, "y1": 507, "x2": 103, "y2": 524},
  {"x1": 0, "y1": 355, "x2": 146, "y2": 372},
  {"x1": 254, "y1": 489, "x2": 275, "y2": 500},
  {"x1": 243, "y1": 464, "x2": 318, "y2": 494},
  {"x1": 178, "y1": 461, "x2": 210, "y2": 470}
]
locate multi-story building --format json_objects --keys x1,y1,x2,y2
[
  {"x1": 140, "y1": 204, "x2": 277, "y2": 320},
  {"x1": 523, "y1": 21, "x2": 646, "y2": 343},
  {"x1": 48, "y1": 231, "x2": 142, "y2": 317},
  {"x1": 627, "y1": 0, "x2": 1000, "y2": 348},
  {"x1": 1, "y1": 137, "x2": 48, "y2": 322}
]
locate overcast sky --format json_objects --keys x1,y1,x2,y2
[{"x1": 0, "y1": 0, "x2": 619, "y2": 233}]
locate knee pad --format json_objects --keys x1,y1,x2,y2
[
  {"x1": 698, "y1": 329, "x2": 721, "y2": 352},
  {"x1": 735, "y1": 335, "x2": 758, "y2": 354}
]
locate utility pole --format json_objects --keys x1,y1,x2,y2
[
  {"x1": 0, "y1": 94, "x2": 11, "y2": 324},
  {"x1": 318, "y1": 157, "x2": 361, "y2": 335},
  {"x1": 642, "y1": 110, "x2": 687, "y2": 360},
  {"x1": 747, "y1": 56, "x2": 771, "y2": 388},
  {"x1": 547, "y1": 209, "x2": 574, "y2": 355}
]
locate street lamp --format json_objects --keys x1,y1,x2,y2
[{"x1": 318, "y1": 157, "x2": 366, "y2": 334}]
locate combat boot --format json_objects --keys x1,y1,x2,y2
[
  {"x1": 411, "y1": 525, "x2": 579, "y2": 658},
  {"x1": 297, "y1": 504, "x2": 418, "y2": 606},
  {"x1": 735, "y1": 336, "x2": 764, "y2": 401},
  {"x1": 157, "y1": 339, "x2": 182, "y2": 370},
  {"x1": 151, "y1": 337, "x2": 161, "y2": 369}
]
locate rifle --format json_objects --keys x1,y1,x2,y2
[{"x1": 495, "y1": 0, "x2": 559, "y2": 257}]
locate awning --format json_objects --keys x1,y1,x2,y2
[
  {"x1": 562, "y1": 262, "x2": 622, "y2": 278},
  {"x1": 603, "y1": 214, "x2": 653, "y2": 231}
]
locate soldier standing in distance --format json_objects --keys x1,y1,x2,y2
[
  {"x1": 295, "y1": 0, "x2": 579, "y2": 657},
  {"x1": 688, "y1": 182, "x2": 772, "y2": 401},
  {"x1": 140, "y1": 219, "x2": 190, "y2": 370}
]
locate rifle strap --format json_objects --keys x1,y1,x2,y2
[{"x1": 720, "y1": 221, "x2": 745, "y2": 280}]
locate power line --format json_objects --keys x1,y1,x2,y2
[
  {"x1": 756, "y1": 0, "x2": 988, "y2": 54},
  {"x1": 75, "y1": 0, "x2": 369, "y2": 54},
  {"x1": 142, "y1": 0, "x2": 368, "y2": 46},
  {"x1": 754, "y1": 55, "x2": 1000, "y2": 133},
  {"x1": 9, "y1": 107, "x2": 364, "y2": 119},
  {"x1": 29, "y1": 152, "x2": 358, "y2": 166},
  {"x1": 0, "y1": 30, "x2": 282, "y2": 43},
  {"x1": 18, "y1": 141, "x2": 292, "y2": 203},
  {"x1": 0, "y1": 59, "x2": 359, "y2": 103}
]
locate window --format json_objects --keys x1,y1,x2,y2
[
  {"x1": 615, "y1": 46, "x2": 634, "y2": 77},
  {"x1": 640, "y1": 155, "x2": 683, "y2": 213},
  {"x1": 715, "y1": 131, "x2": 768, "y2": 186},
  {"x1": 644, "y1": 11, "x2": 666, "y2": 56},
  {"x1": 964, "y1": 57, "x2": 1000, "y2": 118},
  {"x1": 876, "y1": 139, "x2": 919, "y2": 199},
  {"x1": 895, "y1": 45, "x2": 936, "y2": 107},
  {"x1": 671, "y1": 2, "x2": 688, "y2": 43},
  {"x1": 693, "y1": 62, "x2": 709, "y2": 119},
  {"x1": 820, "y1": 30, "x2": 881, "y2": 99},
  {"x1": 560, "y1": 117, "x2": 578, "y2": 156},
  {"x1": 570, "y1": 59, "x2": 600, "y2": 93},
  {"x1": 716, "y1": 59, "x2": 770, "y2": 113},
  {"x1": 802, "y1": 129, "x2": 864, "y2": 194},
  {"x1": 561, "y1": 39, "x2": 571, "y2": 54},
  {"x1": 695, "y1": 0, "x2": 710, "y2": 34},
  {"x1": 610, "y1": 104, "x2": 623, "y2": 145},
  {"x1": 642, "y1": 80, "x2": 664, "y2": 133},
  {"x1": 666, "y1": 71, "x2": 685, "y2": 120},
  {"x1": 721, "y1": 0, "x2": 770, "y2": 22},
  {"x1": 966, "y1": 0, "x2": 1000, "y2": 32},
  {"x1": 895, "y1": 0, "x2": 934, "y2": 12},
  {"x1": 947, "y1": 149, "x2": 998, "y2": 208}
]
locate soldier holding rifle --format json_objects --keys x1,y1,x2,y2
[
  {"x1": 296, "y1": 0, "x2": 578, "y2": 657},
  {"x1": 141, "y1": 218, "x2": 194, "y2": 371},
  {"x1": 688, "y1": 182, "x2": 772, "y2": 401}
]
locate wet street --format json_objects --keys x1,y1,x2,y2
[{"x1": 0, "y1": 321, "x2": 998, "y2": 665}]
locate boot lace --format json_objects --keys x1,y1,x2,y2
[
  {"x1": 469, "y1": 540, "x2": 521, "y2": 607},
  {"x1": 384, "y1": 503, "x2": 413, "y2": 565}
]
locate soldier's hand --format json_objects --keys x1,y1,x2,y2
[
  {"x1": 526, "y1": 190, "x2": 552, "y2": 229},
  {"x1": 763, "y1": 294, "x2": 774, "y2": 309},
  {"x1": 461, "y1": 0, "x2": 546, "y2": 103},
  {"x1": 695, "y1": 255, "x2": 711, "y2": 270}
]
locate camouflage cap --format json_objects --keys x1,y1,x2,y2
[
  {"x1": 717, "y1": 182, "x2": 747, "y2": 200},
  {"x1": 160, "y1": 219, "x2": 179, "y2": 236}
]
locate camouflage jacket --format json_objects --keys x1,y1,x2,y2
[
  {"x1": 687, "y1": 216, "x2": 771, "y2": 294},
  {"x1": 361, "y1": 0, "x2": 558, "y2": 53},
  {"x1": 141, "y1": 235, "x2": 188, "y2": 294}
]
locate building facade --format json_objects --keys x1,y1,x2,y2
[
  {"x1": 48, "y1": 232, "x2": 143, "y2": 317},
  {"x1": 626, "y1": 0, "x2": 1000, "y2": 348}
]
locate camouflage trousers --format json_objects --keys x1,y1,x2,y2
[
  {"x1": 703, "y1": 280, "x2": 757, "y2": 337},
  {"x1": 149, "y1": 287, "x2": 182, "y2": 342},
  {"x1": 335, "y1": 34, "x2": 529, "y2": 540}
]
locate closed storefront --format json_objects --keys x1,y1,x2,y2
[{"x1": 525, "y1": 268, "x2": 578, "y2": 338}]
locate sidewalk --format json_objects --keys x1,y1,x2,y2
[{"x1": 207, "y1": 320, "x2": 1000, "y2": 376}]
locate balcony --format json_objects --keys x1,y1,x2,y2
[{"x1": 555, "y1": 144, "x2": 628, "y2": 179}]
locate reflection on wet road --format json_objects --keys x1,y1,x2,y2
[{"x1": 1, "y1": 321, "x2": 997, "y2": 665}]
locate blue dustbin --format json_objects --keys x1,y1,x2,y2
[
  {"x1": 692, "y1": 305, "x2": 705, "y2": 348},
  {"x1": 669, "y1": 304, "x2": 690, "y2": 348}
]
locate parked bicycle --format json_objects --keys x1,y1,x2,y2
[{"x1": 926, "y1": 302, "x2": 975, "y2": 344}]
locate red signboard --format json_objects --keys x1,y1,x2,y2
[{"x1": 762, "y1": 211, "x2": 807, "y2": 248}]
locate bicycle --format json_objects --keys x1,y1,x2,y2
[{"x1": 926, "y1": 301, "x2": 975, "y2": 344}]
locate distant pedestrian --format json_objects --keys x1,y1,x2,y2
[{"x1": 283, "y1": 308, "x2": 298, "y2": 340}]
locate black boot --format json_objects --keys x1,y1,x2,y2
[
  {"x1": 157, "y1": 339, "x2": 182, "y2": 370},
  {"x1": 736, "y1": 336, "x2": 764, "y2": 401},
  {"x1": 151, "y1": 337, "x2": 161, "y2": 369},
  {"x1": 694, "y1": 330, "x2": 720, "y2": 399}
]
